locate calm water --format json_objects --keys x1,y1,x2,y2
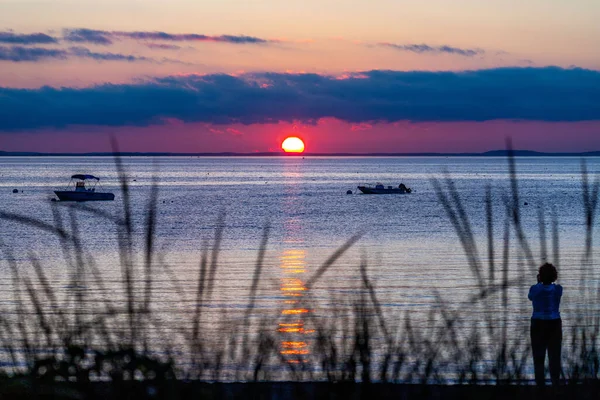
[{"x1": 0, "y1": 156, "x2": 599, "y2": 373}]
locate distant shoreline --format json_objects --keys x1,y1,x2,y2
[{"x1": 1, "y1": 150, "x2": 600, "y2": 157}]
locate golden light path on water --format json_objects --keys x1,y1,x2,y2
[
  {"x1": 278, "y1": 160, "x2": 313, "y2": 364},
  {"x1": 279, "y1": 248, "x2": 313, "y2": 363}
]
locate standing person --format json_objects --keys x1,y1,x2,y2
[{"x1": 528, "y1": 263, "x2": 563, "y2": 386}]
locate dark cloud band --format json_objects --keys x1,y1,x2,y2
[
  {"x1": 145, "y1": 43, "x2": 182, "y2": 50},
  {"x1": 114, "y1": 31, "x2": 270, "y2": 44},
  {"x1": 0, "y1": 46, "x2": 68, "y2": 62},
  {"x1": 378, "y1": 43, "x2": 483, "y2": 57},
  {"x1": 69, "y1": 46, "x2": 150, "y2": 62},
  {"x1": 0, "y1": 31, "x2": 58, "y2": 45},
  {"x1": 63, "y1": 29, "x2": 113, "y2": 45},
  {"x1": 0, "y1": 45, "x2": 170, "y2": 63},
  {"x1": 62, "y1": 28, "x2": 271, "y2": 45},
  {"x1": 0, "y1": 67, "x2": 598, "y2": 131}
]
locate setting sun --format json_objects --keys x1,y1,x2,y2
[{"x1": 281, "y1": 137, "x2": 305, "y2": 153}]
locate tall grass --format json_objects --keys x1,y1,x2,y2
[{"x1": 0, "y1": 148, "x2": 599, "y2": 396}]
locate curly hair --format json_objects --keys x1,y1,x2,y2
[{"x1": 538, "y1": 263, "x2": 558, "y2": 284}]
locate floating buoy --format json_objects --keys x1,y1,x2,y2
[
  {"x1": 524, "y1": 202, "x2": 528, "y2": 206},
  {"x1": 346, "y1": 190, "x2": 353, "y2": 195},
  {"x1": 12, "y1": 189, "x2": 18, "y2": 193}
]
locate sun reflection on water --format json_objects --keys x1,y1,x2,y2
[
  {"x1": 279, "y1": 160, "x2": 313, "y2": 364},
  {"x1": 279, "y1": 248, "x2": 311, "y2": 363}
]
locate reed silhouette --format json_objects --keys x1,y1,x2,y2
[{"x1": 0, "y1": 145, "x2": 599, "y2": 399}]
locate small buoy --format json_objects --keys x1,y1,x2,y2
[
  {"x1": 524, "y1": 202, "x2": 528, "y2": 206},
  {"x1": 12, "y1": 189, "x2": 18, "y2": 193},
  {"x1": 346, "y1": 190, "x2": 353, "y2": 195},
  {"x1": 133, "y1": 179, "x2": 137, "y2": 182}
]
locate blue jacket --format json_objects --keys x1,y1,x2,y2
[{"x1": 528, "y1": 283, "x2": 562, "y2": 320}]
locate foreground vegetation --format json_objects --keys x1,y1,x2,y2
[{"x1": 0, "y1": 148, "x2": 599, "y2": 398}]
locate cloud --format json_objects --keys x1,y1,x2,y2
[
  {"x1": 1, "y1": 67, "x2": 599, "y2": 131},
  {"x1": 114, "y1": 31, "x2": 271, "y2": 44},
  {"x1": 351, "y1": 123, "x2": 373, "y2": 131},
  {"x1": 226, "y1": 127, "x2": 243, "y2": 135},
  {"x1": 61, "y1": 28, "x2": 272, "y2": 45},
  {"x1": 63, "y1": 29, "x2": 113, "y2": 45},
  {"x1": 0, "y1": 31, "x2": 58, "y2": 45},
  {"x1": 0, "y1": 45, "x2": 173, "y2": 63},
  {"x1": 209, "y1": 127, "x2": 243, "y2": 135},
  {"x1": 378, "y1": 43, "x2": 484, "y2": 57},
  {"x1": 0, "y1": 46, "x2": 68, "y2": 62},
  {"x1": 69, "y1": 46, "x2": 150, "y2": 62},
  {"x1": 145, "y1": 43, "x2": 182, "y2": 50}
]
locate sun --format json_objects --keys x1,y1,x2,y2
[{"x1": 281, "y1": 136, "x2": 305, "y2": 153}]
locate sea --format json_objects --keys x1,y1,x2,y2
[{"x1": 0, "y1": 156, "x2": 599, "y2": 377}]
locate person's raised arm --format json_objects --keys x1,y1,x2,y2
[{"x1": 528, "y1": 282, "x2": 541, "y2": 301}]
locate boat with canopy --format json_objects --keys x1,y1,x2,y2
[
  {"x1": 54, "y1": 174, "x2": 115, "y2": 201},
  {"x1": 357, "y1": 182, "x2": 412, "y2": 194}
]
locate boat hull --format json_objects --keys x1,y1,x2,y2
[
  {"x1": 54, "y1": 191, "x2": 115, "y2": 201},
  {"x1": 357, "y1": 186, "x2": 411, "y2": 194}
]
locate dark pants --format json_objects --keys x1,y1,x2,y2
[{"x1": 530, "y1": 318, "x2": 562, "y2": 386}]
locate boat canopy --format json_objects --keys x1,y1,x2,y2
[{"x1": 71, "y1": 174, "x2": 100, "y2": 181}]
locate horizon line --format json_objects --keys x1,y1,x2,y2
[{"x1": 1, "y1": 149, "x2": 600, "y2": 157}]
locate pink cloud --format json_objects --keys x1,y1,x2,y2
[
  {"x1": 350, "y1": 123, "x2": 373, "y2": 131},
  {"x1": 335, "y1": 72, "x2": 369, "y2": 80},
  {"x1": 226, "y1": 128, "x2": 243, "y2": 135}
]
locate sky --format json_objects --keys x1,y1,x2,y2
[{"x1": 0, "y1": 0, "x2": 599, "y2": 153}]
